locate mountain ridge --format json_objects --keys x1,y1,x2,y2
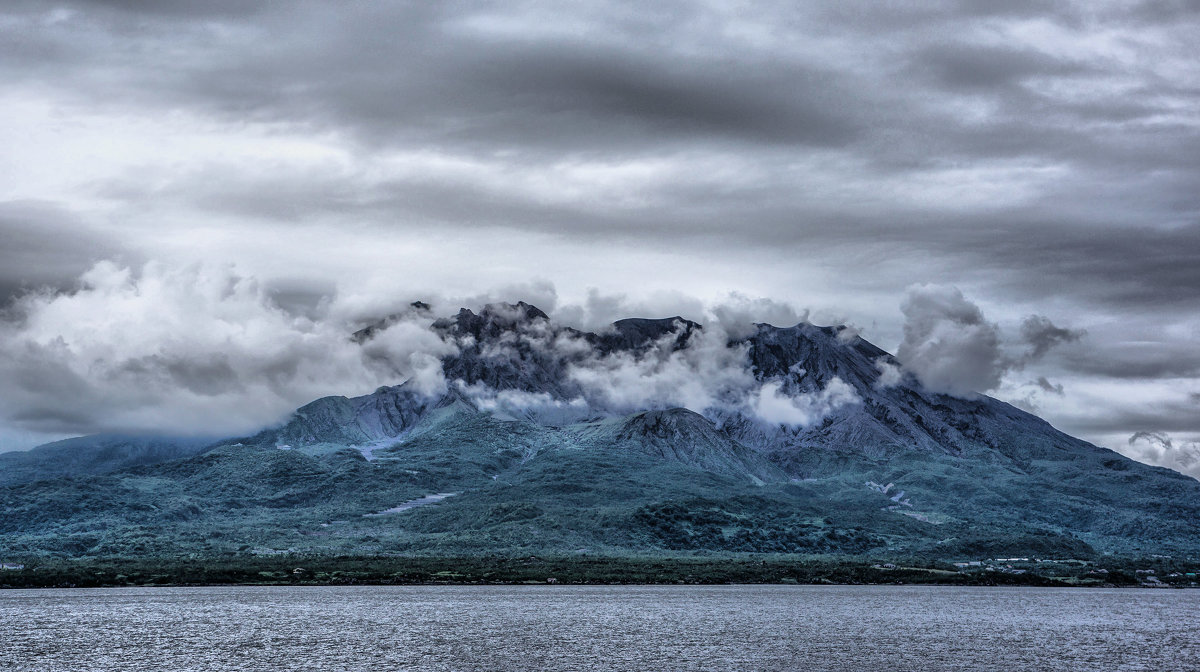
[{"x1": 2, "y1": 301, "x2": 1198, "y2": 562}]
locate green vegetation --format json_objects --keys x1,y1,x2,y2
[{"x1": 4, "y1": 395, "x2": 1200, "y2": 581}]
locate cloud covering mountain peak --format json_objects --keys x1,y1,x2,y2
[{"x1": 0, "y1": 262, "x2": 1100, "y2": 465}]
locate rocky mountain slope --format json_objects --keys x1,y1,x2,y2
[{"x1": 2, "y1": 302, "x2": 1198, "y2": 561}]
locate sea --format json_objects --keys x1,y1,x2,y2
[{"x1": 2, "y1": 584, "x2": 1197, "y2": 671}]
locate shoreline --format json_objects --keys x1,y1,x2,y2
[
  {"x1": 3, "y1": 555, "x2": 1193, "y2": 590},
  {"x1": 4, "y1": 581, "x2": 1188, "y2": 590}
]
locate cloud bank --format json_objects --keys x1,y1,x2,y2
[
  {"x1": 1, "y1": 259, "x2": 1191, "y2": 486},
  {"x1": 0, "y1": 262, "x2": 856, "y2": 444},
  {"x1": 0, "y1": 262, "x2": 453, "y2": 439}
]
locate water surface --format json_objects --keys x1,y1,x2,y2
[{"x1": 2, "y1": 585, "x2": 1196, "y2": 671}]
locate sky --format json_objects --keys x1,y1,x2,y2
[{"x1": 0, "y1": 1, "x2": 1197, "y2": 476}]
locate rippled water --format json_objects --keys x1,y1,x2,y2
[{"x1": 2, "y1": 585, "x2": 1197, "y2": 671}]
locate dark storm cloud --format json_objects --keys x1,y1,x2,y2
[
  {"x1": 1124, "y1": 0, "x2": 1200, "y2": 23},
  {"x1": 13, "y1": 2, "x2": 1183, "y2": 268},
  {"x1": 25, "y1": 0, "x2": 1193, "y2": 342},
  {"x1": 0, "y1": 202, "x2": 130, "y2": 305},
  {"x1": 467, "y1": 47, "x2": 861, "y2": 147},
  {"x1": 5, "y1": 0, "x2": 1195, "y2": 218},
  {"x1": 1035, "y1": 376, "x2": 1064, "y2": 396},
  {"x1": 0, "y1": 2, "x2": 863, "y2": 153},
  {"x1": 1019, "y1": 316, "x2": 1085, "y2": 362},
  {"x1": 1059, "y1": 342, "x2": 1200, "y2": 380},
  {"x1": 0, "y1": 0, "x2": 1185, "y2": 161},
  {"x1": 125, "y1": 354, "x2": 244, "y2": 397},
  {"x1": 911, "y1": 42, "x2": 1091, "y2": 92},
  {"x1": 1063, "y1": 403, "x2": 1200, "y2": 435},
  {"x1": 94, "y1": 167, "x2": 1200, "y2": 320},
  {"x1": 977, "y1": 220, "x2": 1200, "y2": 313}
]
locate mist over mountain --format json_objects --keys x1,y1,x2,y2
[{"x1": 3, "y1": 301, "x2": 1198, "y2": 563}]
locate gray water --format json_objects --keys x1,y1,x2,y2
[{"x1": 2, "y1": 585, "x2": 1197, "y2": 671}]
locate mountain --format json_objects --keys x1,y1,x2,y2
[
  {"x1": 0, "y1": 434, "x2": 214, "y2": 487},
  {"x1": 2, "y1": 302, "x2": 1198, "y2": 563}
]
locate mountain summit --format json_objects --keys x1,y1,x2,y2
[{"x1": 3, "y1": 302, "x2": 1198, "y2": 561}]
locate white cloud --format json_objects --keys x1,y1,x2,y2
[
  {"x1": 563, "y1": 317, "x2": 859, "y2": 428},
  {"x1": 1125, "y1": 431, "x2": 1200, "y2": 481},
  {"x1": 566, "y1": 321, "x2": 755, "y2": 415},
  {"x1": 0, "y1": 260, "x2": 869, "y2": 446},
  {"x1": 551, "y1": 288, "x2": 708, "y2": 333},
  {"x1": 0, "y1": 261, "x2": 454, "y2": 439},
  {"x1": 456, "y1": 381, "x2": 590, "y2": 424},
  {"x1": 709, "y1": 292, "x2": 809, "y2": 339},
  {"x1": 874, "y1": 357, "x2": 903, "y2": 389},
  {"x1": 750, "y1": 377, "x2": 860, "y2": 427}
]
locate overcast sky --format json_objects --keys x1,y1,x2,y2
[{"x1": 1, "y1": 1, "x2": 1198, "y2": 474}]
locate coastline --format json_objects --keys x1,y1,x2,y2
[{"x1": 3, "y1": 555, "x2": 1192, "y2": 589}]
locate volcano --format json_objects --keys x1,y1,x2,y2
[{"x1": 3, "y1": 302, "x2": 1198, "y2": 563}]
